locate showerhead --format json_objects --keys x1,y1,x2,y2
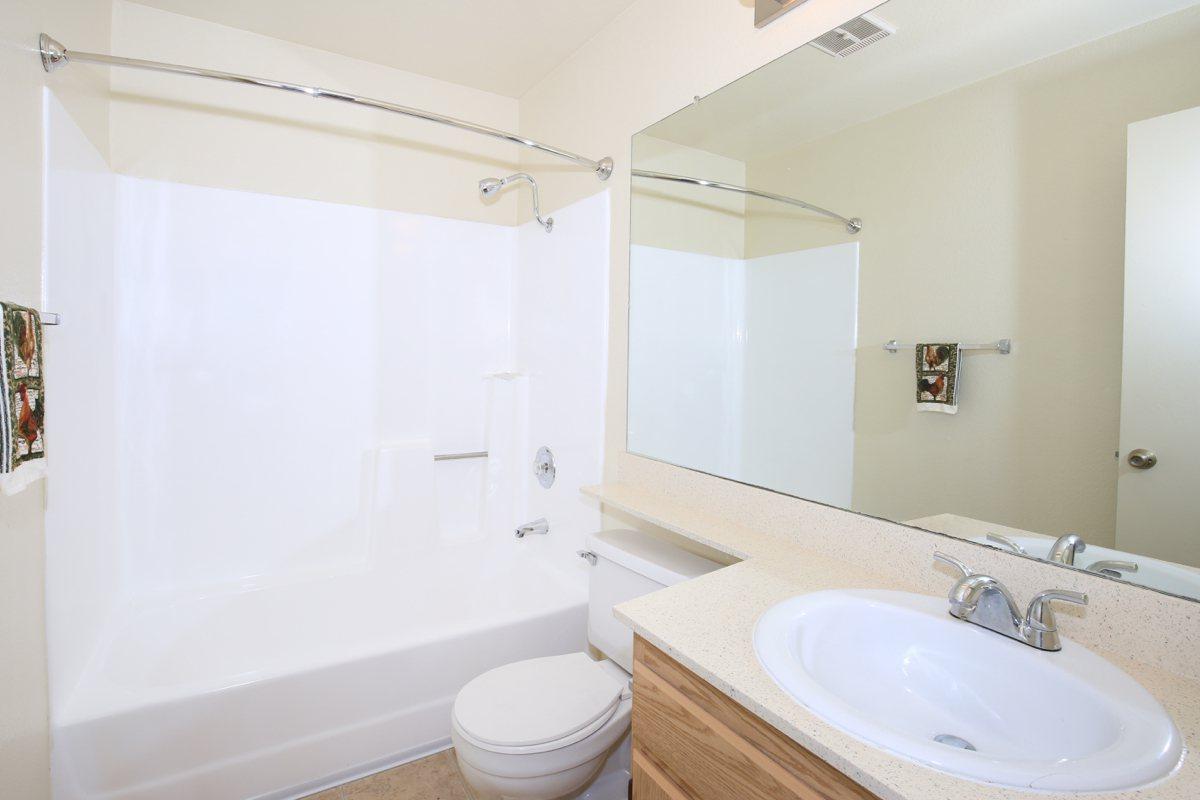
[
  {"x1": 476, "y1": 173, "x2": 554, "y2": 233},
  {"x1": 479, "y1": 177, "x2": 505, "y2": 197}
]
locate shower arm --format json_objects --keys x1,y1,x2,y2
[
  {"x1": 482, "y1": 173, "x2": 554, "y2": 233},
  {"x1": 632, "y1": 168, "x2": 862, "y2": 234},
  {"x1": 38, "y1": 34, "x2": 614, "y2": 181}
]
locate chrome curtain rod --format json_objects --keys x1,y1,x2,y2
[
  {"x1": 631, "y1": 169, "x2": 861, "y2": 234},
  {"x1": 38, "y1": 35, "x2": 613, "y2": 181}
]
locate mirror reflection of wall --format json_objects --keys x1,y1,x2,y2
[{"x1": 627, "y1": 0, "x2": 1200, "y2": 599}]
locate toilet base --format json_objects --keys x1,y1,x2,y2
[{"x1": 455, "y1": 732, "x2": 630, "y2": 800}]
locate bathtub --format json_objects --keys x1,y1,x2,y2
[{"x1": 53, "y1": 540, "x2": 588, "y2": 800}]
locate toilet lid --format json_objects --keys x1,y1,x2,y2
[{"x1": 453, "y1": 653, "x2": 626, "y2": 749}]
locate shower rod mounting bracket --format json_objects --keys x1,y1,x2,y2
[
  {"x1": 40, "y1": 34, "x2": 68, "y2": 72},
  {"x1": 38, "y1": 34, "x2": 613, "y2": 181}
]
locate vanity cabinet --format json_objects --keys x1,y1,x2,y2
[{"x1": 631, "y1": 637, "x2": 879, "y2": 800}]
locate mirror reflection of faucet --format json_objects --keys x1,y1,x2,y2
[
  {"x1": 514, "y1": 518, "x2": 550, "y2": 538},
  {"x1": 1048, "y1": 533, "x2": 1087, "y2": 565}
]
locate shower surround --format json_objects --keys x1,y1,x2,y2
[{"x1": 43, "y1": 96, "x2": 609, "y2": 799}]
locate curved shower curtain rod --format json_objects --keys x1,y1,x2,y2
[
  {"x1": 632, "y1": 168, "x2": 861, "y2": 234},
  {"x1": 38, "y1": 34, "x2": 614, "y2": 181}
]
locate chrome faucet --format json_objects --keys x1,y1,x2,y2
[
  {"x1": 933, "y1": 553, "x2": 1088, "y2": 651},
  {"x1": 514, "y1": 517, "x2": 550, "y2": 538},
  {"x1": 1047, "y1": 533, "x2": 1087, "y2": 565}
]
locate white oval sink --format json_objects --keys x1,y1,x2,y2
[{"x1": 754, "y1": 589, "x2": 1182, "y2": 791}]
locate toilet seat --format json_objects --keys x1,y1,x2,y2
[{"x1": 452, "y1": 653, "x2": 630, "y2": 755}]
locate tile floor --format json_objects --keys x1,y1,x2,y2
[{"x1": 303, "y1": 749, "x2": 476, "y2": 800}]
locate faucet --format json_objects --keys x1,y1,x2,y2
[
  {"x1": 933, "y1": 552, "x2": 1088, "y2": 651},
  {"x1": 1047, "y1": 533, "x2": 1087, "y2": 565},
  {"x1": 514, "y1": 518, "x2": 550, "y2": 538}
]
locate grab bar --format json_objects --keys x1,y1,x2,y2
[{"x1": 433, "y1": 451, "x2": 488, "y2": 461}]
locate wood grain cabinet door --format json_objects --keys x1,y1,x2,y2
[{"x1": 631, "y1": 637, "x2": 879, "y2": 800}]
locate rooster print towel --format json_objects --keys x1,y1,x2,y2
[
  {"x1": 0, "y1": 302, "x2": 46, "y2": 494},
  {"x1": 915, "y1": 343, "x2": 959, "y2": 415}
]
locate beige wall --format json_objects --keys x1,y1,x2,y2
[
  {"x1": 109, "y1": 0, "x2": 523, "y2": 224},
  {"x1": 517, "y1": 0, "x2": 880, "y2": 483},
  {"x1": 740, "y1": 8, "x2": 1200, "y2": 544},
  {"x1": 0, "y1": 3, "x2": 111, "y2": 796},
  {"x1": 630, "y1": 134, "x2": 745, "y2": 259}
]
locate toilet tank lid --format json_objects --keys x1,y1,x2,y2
[{"x1": 586, "y1": 529, "x2": 721, "y2": 587}]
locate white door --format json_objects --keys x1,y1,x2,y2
[{"x1": 1116, "y1": 106, "x2": 1200, "y2": 567}]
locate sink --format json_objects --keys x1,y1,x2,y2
[{"x1": 754, "y1": 589, "x2": 1182, "y2": 791}]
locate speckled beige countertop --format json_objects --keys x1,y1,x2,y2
[{"x1": 585, "y1": 482, "x2": 1199, "y2": 800}]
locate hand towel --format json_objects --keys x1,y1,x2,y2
[
  {"x1": 915, "y1": 343, "x2": 959, "y2": 415},
  {"x1": 0, "y1": 303, "x2": 46, "y2": 494}
]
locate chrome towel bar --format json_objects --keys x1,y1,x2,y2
[{"x1": 884, "y1": 339, "x2": 1011, "y2": 354}]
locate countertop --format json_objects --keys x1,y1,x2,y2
[{"x1": 586, "y1": 482, "x2": 1199, "y2": 800}]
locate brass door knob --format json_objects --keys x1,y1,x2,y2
[{"x1": 1127, "y1": 449, "x2": 1158, "y2": 470}]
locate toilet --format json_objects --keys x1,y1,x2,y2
[{"x1": 451, "y1": 529, "x2": 719, "y2": 800}]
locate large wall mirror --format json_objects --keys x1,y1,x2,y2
[{"x1": 627, "y1": 0, "x2": 1200, "y2": 600}]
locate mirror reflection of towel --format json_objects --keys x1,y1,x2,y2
[
  {"x1": 0, "y1": 302, "x2": 46, "y2": 495},
  {"x1": 915, "y1": 343, "x2": 959, "y2": 415}
]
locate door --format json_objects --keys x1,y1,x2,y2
[{"x1": 1116, "y1": 106, "x2": 1200, "y2": 567}]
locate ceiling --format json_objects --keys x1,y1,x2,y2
[
  {"x1": 644, "y1": 0, "x2": 1200, "y2": 161},
  {"x1": 127, "y1": 0, "x2": 639, "y2": 98}
]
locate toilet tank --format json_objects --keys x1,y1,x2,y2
[{"x1": 585, "y1": 529, "x2": 721, "y2": 672}]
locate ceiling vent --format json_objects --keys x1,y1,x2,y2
[{"x1": 809, "y1": 14, "x2": 895, "y2": 58}]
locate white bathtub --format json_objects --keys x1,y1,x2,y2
[{"x1": 53, "y1": 541, "x2": 588, "y2": 800}]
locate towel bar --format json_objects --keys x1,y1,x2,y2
[
  {"x1": 884, "y1": 339, "x2": 1010, "y2": 354},
  {"x1": 41, "y1": 312, "x2": 61, "y2": 326}
]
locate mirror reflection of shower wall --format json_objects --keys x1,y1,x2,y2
[
  {"x1": 628, "y1": 0, "x2": 1200, "y2": 599},
  {"x1": 629, "y1": 136, "x2": 858, "y2": 504}
]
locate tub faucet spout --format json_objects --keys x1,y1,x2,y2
[{"x1": 515, "y1": 518, "x2": 549, "y2": 538}]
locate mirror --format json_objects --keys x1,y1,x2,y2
[{"x1": 628, "y1": 0, "x2": 1200, "y2": 599}]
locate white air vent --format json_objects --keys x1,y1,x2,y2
[{"x1": 810, "y1": 13, "x2": 894, "y2": 58}]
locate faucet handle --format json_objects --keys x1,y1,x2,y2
[
  {"x1": 1025, "y1": 589, "x2": 1088, "y2": 629},
  {"x1": 933, "y1": 552, "x2": 972, "y2": 578},
  {"x1": 1086, "y1": 559, "x2": 1138, "y2": 575},
  {"x1": 986, "y1": 533, "x2": 1028, "y2": 555}
]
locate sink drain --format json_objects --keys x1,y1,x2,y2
[{"x1": 933, "y1": 734, "x2": 977, "y2": 751}]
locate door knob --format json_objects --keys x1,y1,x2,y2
[{"x1": 1127, "y1": 449, "x2": 1157, "y2": 470}]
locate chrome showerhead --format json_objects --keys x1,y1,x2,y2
[
  {"x1": 478, "y1": 177, "x2": 505, "y2": 197},
  {"x1": 476, "y1": 173, "x2": 554, "y2": 232}
]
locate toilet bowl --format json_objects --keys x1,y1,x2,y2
[
  {"x1": 451, "y1": 654, "x2": 631, "y2": 800},
  {"x1": 451, "y1": 530, "x2": 720, "y2": 800}
]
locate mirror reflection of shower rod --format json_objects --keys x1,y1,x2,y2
[{"x1": 632, "y1": 168, "x2": 862, "y2": 234}]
